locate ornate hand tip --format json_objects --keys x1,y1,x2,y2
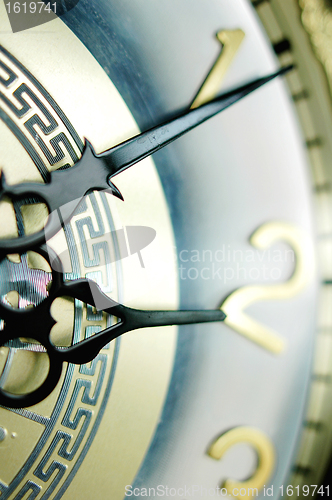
[
  {"x1": 82, "y1": 137, "x2": 96, "y2": 154},
  {"x1": 108, "y1": 179, "x2": 124, "y2": 200}
]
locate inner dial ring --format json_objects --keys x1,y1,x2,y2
[{"x1": 0, "y1": 15, "x2": 178, "y2": 498}]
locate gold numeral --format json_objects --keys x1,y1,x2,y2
[
  {"x1": 220, "y1": 222, "x2": 313, "y2": 354},
  {"x1": 208, "y1": 426, "x2": 275, "y2": 500},
  {"x1": 191, "y1": 29, "x2": 245, "y2": 109}
]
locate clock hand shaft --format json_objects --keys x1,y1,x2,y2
[
  {"x1": 0, "y1": 65, "x2": 292, "y2": 255},
  {"x1": 61, "y1": 307, "x2": 226, "y2": 365},
  {"x1": 102, "y1": 65, "x2": 293, "y2": 177},
  {"x1": 0, "y1": 303, "x2": 225, "y2": 408},
  {"x1": 55, "y1": 277, "x2": 226, "y2": 364},
  {"x1": 0, "y1": 268, "x2": 226, "y2": 408}
]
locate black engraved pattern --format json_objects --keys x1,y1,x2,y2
[
  {"x1": 0, "y1": 199, "x2": 121, "y2": 498},
  {"x1": 0, "y1": 48, "x2": 121, "y2": 499},
  {"x1": 13, "y1": 481, "x2": 40, "y2": 499},
  {"x1": 30, "y1": 356, "x2": 110, "y2": 499},
  {"x1": 0, "y1": 45, "x2": 83, "y2": 179},
  {"x1": 76, "y1": 193, "x2": 113, "y2": 293},
  {"x1": 0, "y1": 61, "x2": 16, "y2": 87}
]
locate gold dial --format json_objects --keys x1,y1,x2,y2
[{"x1": 0, "y1": 11, "x2": 178, "y2": 496}]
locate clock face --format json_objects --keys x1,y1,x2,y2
[{"x1": 0, "y1": 0, "x2": 329, "y2": 498}]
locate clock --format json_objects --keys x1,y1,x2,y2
[{"x1": 0, "y1": 0, "x2": 330, "y2": 498}]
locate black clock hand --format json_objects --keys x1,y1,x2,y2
[
  {"x1": 0, "y1": 246, "x2": 226, "y2": 408},
  {"x1": 0, "y1": 65, "x2": 292, "y2": 255}
]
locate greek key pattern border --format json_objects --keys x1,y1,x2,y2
[
  {"x1": 0, "y1": 46, "x2": 121, "y2": 499},
  {"x1": 0, "y1": 45, "x2": 83, "y2": 180}
]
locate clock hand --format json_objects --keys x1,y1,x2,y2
[
  {"x1": 99, "y1": 65, "x2": 293, "y2": 177},
  {"x1": 0, "y1": 246, "x2": 226, "y2": 408},
  {"x1": 0, "y1": 65, "x2": 292, "y2": 255}
]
